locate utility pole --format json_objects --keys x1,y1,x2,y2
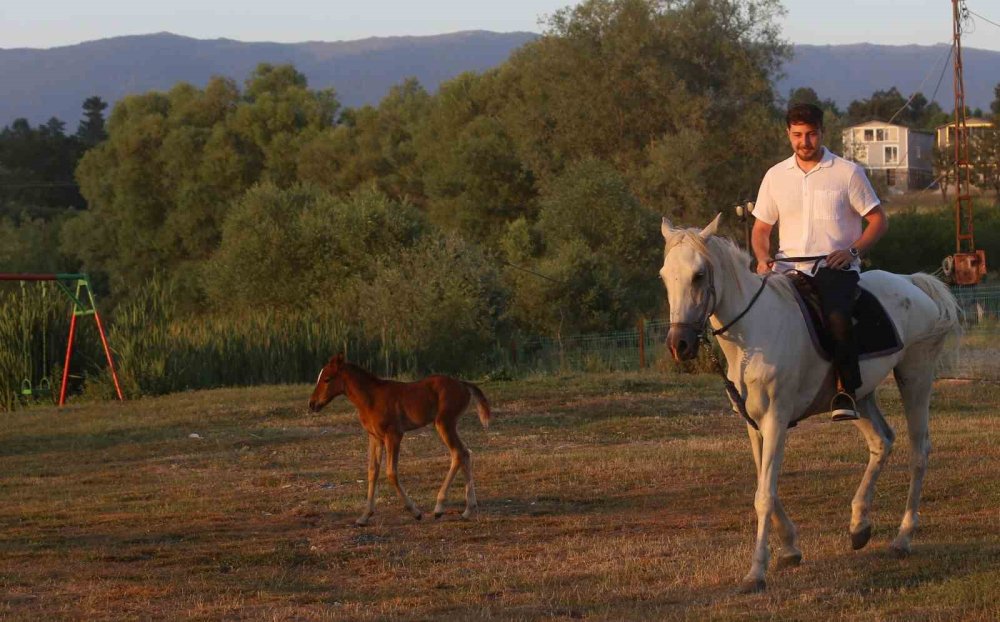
[{"x1": 947, "y1": 0, "x2": 986, "y2": 285}]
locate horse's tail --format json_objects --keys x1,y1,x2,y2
[
  {"x1": 907, "y1": 273, "x2": 964, "y2": 344},
  {"x1": 463, "y1": 382, "x2": 492, "y2": 429}
]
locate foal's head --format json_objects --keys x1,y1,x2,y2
[{"x1": 308, "y1": 354, "x2": 348, "y2": 412}]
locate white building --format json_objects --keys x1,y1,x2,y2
[{"x1": 841, "y1": 121, "x2": 935, "y2": 192}]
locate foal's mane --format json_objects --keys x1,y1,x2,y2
[
  {"x1": 666, "y1": 229, "x2": 796, "y2": 304},
  {"x1": 339, "y1": 360, "x2": 385, "y2": 385}
]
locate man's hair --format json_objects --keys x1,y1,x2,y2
[{"x1": 786, "y1": 103, "x2": 824, "y2": 130}]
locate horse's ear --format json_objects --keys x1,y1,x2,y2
[
  {"x1": 699, "y1": 213, "x2": 722, "y2": 239},
  {"x1": 661, "y1": 216, "x2": 677, "y2": 241},
  {"x1": 329, "y1": 353, "x2": 344, "y2": 366}
]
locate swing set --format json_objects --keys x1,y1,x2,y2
[{"x1": 1, "y1": 273, "x2": 124, "y2": 406}]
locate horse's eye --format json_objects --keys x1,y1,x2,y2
[{"x1": 694, "y1": 271, "x2": 705, "y2": 281}]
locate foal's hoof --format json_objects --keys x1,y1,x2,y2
[
  {"x1": 775, "y1": 552, "x2": 802, "y2": 570},
  {"x1": 851, "y1": 525, "x2": 873, "y2": 550},
  {"x1": 434, "y1": 512, "x2": 444, "y2": 520},
  {"x1": 413, "y1": 512, "x2": 423, "y2": 521},
  {"x1": 737, "y1": 577, "x2": 766, "y2": 594}
]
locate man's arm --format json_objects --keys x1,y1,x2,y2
[
  {"x1": 752, "y1": 219, "x2": 774, "y2": 275},
  {"x1": 825, "y1": 205, "x2": 889, "y2": 269}
]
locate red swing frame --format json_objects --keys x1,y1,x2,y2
[{"x1": 1, "y1": 273, "x2": 124, "y2": 406}]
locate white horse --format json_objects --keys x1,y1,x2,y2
[{"x1": 660, "y1": 215, "x2": 962, "y2": 593}]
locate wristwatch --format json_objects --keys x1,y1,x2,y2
[{"x1": 849, "y1": 247, "x2": 860, "y2": 258}]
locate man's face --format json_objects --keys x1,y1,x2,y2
[{"x1": 787, "y1": 122, "x2": 824, "y2": 162}]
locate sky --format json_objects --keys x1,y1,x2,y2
[{"x1": 2, "y1": 1, "x2": 1000, "y2": 52}]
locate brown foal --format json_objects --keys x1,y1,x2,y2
[{"x1": 308, "y1": 354, "x2": 491, "y2": 525}]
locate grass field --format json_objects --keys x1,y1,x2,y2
[{"x1": 1, "y1": 372, "x2": 998, "y2": 620}]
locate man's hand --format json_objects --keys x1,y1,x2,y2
[
  {"x1": 825, "y1": 249, "x2": 855, "y2": 270},
  {"x1": 755, "y1": 258, "x2": 772, "y2": 275}
]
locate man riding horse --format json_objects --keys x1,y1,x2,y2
[{"x1": 752, "y1": 103, "x2": 889, "y2": 421}]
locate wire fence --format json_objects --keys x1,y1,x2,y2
[{"x1": 501, "y1": 287, "x2": 1000, "y2": 380}]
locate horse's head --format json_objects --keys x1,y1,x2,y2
[
  {"x1": 660, "y1": 214, "x2": 721, "y2": 361},
  {"x1": 308, "y1": 354, "x2": 348, "y2": 412}
]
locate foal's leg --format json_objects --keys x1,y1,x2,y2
[
  {"x1": 747, "y1": 424, "x2": 801, "y2": 569},
  {"x1": 433, "y1": 420, "x2": 470, "y2": 519},
  {"x1": 384, "y1": 432, "x2": 423, "y2": 520},
  {"x1": 740, "y1": 414, "x2": 790, "y2": 594},
  {"x1": 890, "y1": 360, "x2": 935, "y2": 557},
  {"x1": 848, "y1": 396, "x2": 895, "y2": 549},
  {"x1": 356, "y1": 434, "x2": 383, "y2": 526}
]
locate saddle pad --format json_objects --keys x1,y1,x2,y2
[{"x1": 786, "y1": 271, "x2": 903, "y2": 362}]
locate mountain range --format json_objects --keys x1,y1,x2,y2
[{"x1": 2, "y1": 32, "x2": 998, "y2": 127}]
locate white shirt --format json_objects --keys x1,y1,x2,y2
[{"x1": 754, "y1": 147, "x2": 880, "y2": 274}]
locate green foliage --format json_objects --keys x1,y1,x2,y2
[
  {"x1": 868, "y1": 202, "x2": 1000, "y2": 276},
  {"x1": 0, "y1": 117, "x2": 86, "y2": 220},
  {"x1": 76, "y1": 96, "x2": 108, "y2": 147},
  {"x1": 6, "y1": 3, "x2": 808, "y2": 399},
  {"x1": 503, "y1": 159, "x2": 661, "y2": 337},
  {"x1": 496, "y1": 0, "x2": 788, "y2": 218},
  {"x1": 65, "y1": 66, "x2": 339, "y2": 298},
  {"x1": 845, "y1": 87, "x2": 948, "y2": 130},
  {"x1": 354, "y1": 233, "x2": 506, "y2": 372},
  {"x1": 203, "y1": 184, "x2": 426, "y2": 311}
]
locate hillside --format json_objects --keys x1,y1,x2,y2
[{"x1": 1, "y1": 33, "x2": 998, "y2": 127}]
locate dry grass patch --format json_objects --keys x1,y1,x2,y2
[{"x1": 0, "y1": 373, "x2": 998, "y2": 620}]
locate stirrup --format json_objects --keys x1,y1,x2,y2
[{"x1": 830, "y1": 391, "x2": 859, "y2": 422}]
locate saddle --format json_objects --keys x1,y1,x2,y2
[{"x1": 785, "y1": 271, "x2": 903, "y2": 361}]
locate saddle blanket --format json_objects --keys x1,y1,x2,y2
[{"x1": 785, "y1": 271, "x2": 903, "y2": 361}]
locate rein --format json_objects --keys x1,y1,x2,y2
[{"x1": 768, "y1": 254, "x2": 828, "y2": 274}]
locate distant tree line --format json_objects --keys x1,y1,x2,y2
[{"x1": 1, "y1": 0, "x2": 999, "y2": 380}]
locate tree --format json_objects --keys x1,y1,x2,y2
[
  {"x1": 932, "y1": 144, "x2": 956, "y2": 203},
  {"x1": 973, "y1": 124, "x2": 1000, "y2": 202},
  {"x1": 846, "y1": 87, "x2": 909, "y2": 125},
  {"x1": 66, "y1": 65, "x2": 340, "y2": 296},
  {"x1": 501, "y1": 158, "x2": 661, "y2": 338},
  {"x1": 0, "y1": 116, "x2": 85, "y2": 219},
  {"x1": 76, "y1": 96, "x2": 108, "y2": 147},
  {"x1": 496, "y1": 0, "x2": 789, "y2": 219},
  {"x1": 202, "y1": 184, "x2": 427, "y2": 311}
]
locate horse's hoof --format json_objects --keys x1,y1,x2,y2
[
  {"x1": 851, "y1": 525, "x2": 873, "y2": 550},
  {"x1": 414, "y1": 512, "x2": 423, "y2": 521},
  {"x1": 889, "y1": 543, "x2": 910, "y2": 559},
  {"x1": 354, "y1": 519, "x2": 369, "y2": 527},
  {"x1": 737, "y1": 578, "x2": 766, "y2": 594},
  {"x1": 775, "y1": 552, "x2": 802, "y2": 570},
  {"x1": 434, "y1": 512, "x2": 444, "y2": 520}
]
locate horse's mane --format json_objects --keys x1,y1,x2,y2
[{"x1": 666, "y1": 229, "x2": 797, "y2": 305}]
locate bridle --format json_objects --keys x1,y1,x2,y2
[
  {"x1": 667, "y1": 252, "x2": 771, "y2": 345},
  {"x1": 665, "y1": 241, "x2": 773, "y2": 431}
]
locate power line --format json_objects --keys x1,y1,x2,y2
[
  {"x1": 927, "y1": 44, "x2": 955, "y2": 107},
  {"x1": 886, "y1": 43, "x2": 954, "y2": 125},
  {"x1": 967, "y1": 9, "x2": 1000, "y2": 30}
]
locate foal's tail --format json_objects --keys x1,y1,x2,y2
[
  {"x1": 463, "y1": 382, "x2": 492, "y2": 429},
  {"x1": 907, "y1": 273, "x2": 964, "y2": 343}
]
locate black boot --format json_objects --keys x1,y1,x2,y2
[{"x1": 830, "y1": 391, "x2": 860, "y2": 422}]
